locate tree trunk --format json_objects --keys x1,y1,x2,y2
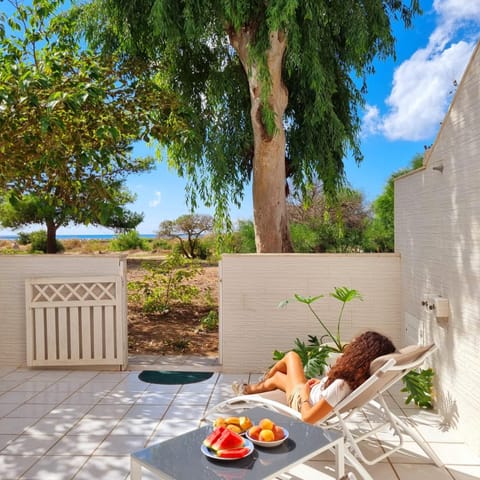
[
  {"x1": 229, "y1": 29, "x2": 293, "y2": 253},
  {"x1": 46, "y1": 220, "x2": 57, "y2": 254}
]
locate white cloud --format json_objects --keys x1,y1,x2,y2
[
  {"x1": 381, "y1": 41, "x2": 474, "y2": 140},
  {"x1": 364, "y1": 0, "x2": 480, "y2": 141},
  {"x1": 361, "y1": 104, "x2": 381, "y2": 137},
  {"x1": 148, "y1": 191, "x2": 162, "y2": 207}
]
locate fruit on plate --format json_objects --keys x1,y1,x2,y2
[
  {"x1": 247, "y1": 425, "x2": 262, "y2": 440},
  {"x1": 259, "y1": 429, "x2": 275, "y2": 442},
  {"x1": 273, "y1": 425, "x2": 286, "y2": 440},
  {"x1": 216, "y1": 447, "x2": 251, "y2": 459},
  {"x1": 226, "y1": 424, "x2": 242, "y2": 434},
  {"x1": 248, "y1": 418, "x2": 285, "y2": 442},
  {"x1": 213, "y1": 416, "x2": 252, "y2": 433},
  {"x1": 203, "y1": 426, "x2": 227, "y2": 449},
  {"x1": 208, "y1": 427, "x2": 245, "y2": 452},
  {"x1": 203, "y1": 427, "x2": 250, "y2": 459},
  {"x1": 258, "y1": 418, "x2": 274, "y2": 430}
]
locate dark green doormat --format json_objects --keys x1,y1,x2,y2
[{"x1": 138, "y1": 370, "x2": 214, "y2": 385}]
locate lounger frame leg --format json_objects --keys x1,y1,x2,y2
[{"x1": 343, "y1": 450, "x2": 374, "y2": 480}]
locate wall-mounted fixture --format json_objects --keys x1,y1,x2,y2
[
  {"x1": 421, "y1": 294, "x2": 449, "y2": 320},
  {"x1": 434, "y1": 297, "x2": 449, "y2": 318},
  {"x1": 432, "y1": 165, "x2": 444, "y2": 173}
]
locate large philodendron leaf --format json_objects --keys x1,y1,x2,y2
[{"x1": 330, "y1": 286, "x2": 363, "y2": 303}]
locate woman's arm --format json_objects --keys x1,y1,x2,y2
[{"x1": 298, "y1": 383, "x2": 333, "y2": 424}]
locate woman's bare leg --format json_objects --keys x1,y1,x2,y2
[{"x1": 244, "y1": 351, "x2": 307, "y2": 396}]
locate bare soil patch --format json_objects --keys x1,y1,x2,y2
[{"x1": 127, "y1": 258, "x2": 219, "y2": 357}]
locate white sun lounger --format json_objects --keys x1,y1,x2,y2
[{"x1": 203, "y1": 343, "x2": 442, "y2": 480}]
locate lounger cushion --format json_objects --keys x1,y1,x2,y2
[{"x1": 370, "y1": 343, "x2": 434, "y2": 374}]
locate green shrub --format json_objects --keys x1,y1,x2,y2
[
  {"x1": 150, "y1": 238, "x2": 173, "y2": 251},
  {"x1": 290, "y1": 223, "x2": 319, "y2": 252},
  {"x1": 128, "y1": 253, "x2": 201, "y2": 314},
  {"x1": 110, "y1": 231, "x2": 149, "y2": 251},
  {"x1": 17, "y1": 231, "x2": 31, "y2": 245},
  {"x1": 200, "y1": 310, "x2": 219, "y2": 331},
  {"x1": 229, "y1": 220, "x2": 256, "y2": 253},
  {"x1": 28, "y1": 230, "x2": 64, "y2": 253},
  {"x1": 172, "y1": 236, "x2": 214, "y2": 260}
]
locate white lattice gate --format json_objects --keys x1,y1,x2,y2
[{"x1": 25, "y1": 276, "x2": 127, "y2": 369}]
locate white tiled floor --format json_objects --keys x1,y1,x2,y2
[{"x1": 0, "y1": 359, "x2": 479, "y2": 480}]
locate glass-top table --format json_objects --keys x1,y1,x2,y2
[{"x1": 131, "y1": 406, "x2": 344, "y2": 479}]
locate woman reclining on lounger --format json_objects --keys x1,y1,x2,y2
[{"x1": 232, "y1": 331, "x2": 395, "y2": 424}]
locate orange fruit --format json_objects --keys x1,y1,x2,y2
[
  {"x1": 259, "y1": 429, "x2": 275, "y2": 442},
  {"x1": 273, "y1": 425, "x2": 285, "y2": 440},
  {"x1": 258, "y1": 418, "x2": 275, "y2": 430},
  {"x1": 227, "y1": 424, "x2": 242, "y2": 434},
  {"x1": 239, "y1": 416, "x2": 252, "y2": 431},
  {"x1": 248, "y1": 425, "x2": 261, "y2": 440}
]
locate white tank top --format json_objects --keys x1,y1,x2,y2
[{"x1": 309, "y1": 376, "x2": 352, "y2": 407}]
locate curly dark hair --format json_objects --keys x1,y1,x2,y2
[{"x1": 325, "y1": 331, "x2": 396, "y2": 391}]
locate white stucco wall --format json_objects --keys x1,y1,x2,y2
[
  {"x1": 395, "y1": 43, "x2": 480, "y2": 454},
  {"x1": 0, "y1": 255, "x2": 127, "y2": 367},
  {"x1": 220, "y1": 254, "x2": 401, "y2": 373}
]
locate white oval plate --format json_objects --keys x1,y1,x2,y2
[{"x1": 201, "y1": 438, "x2": 254, "y2": 461}]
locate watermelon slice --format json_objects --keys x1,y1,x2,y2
[
  {"x1": 211, "y1": 428, "x2": 245, "y2": 451},
  {"x1": 203, "y1": 426, "x2": 226, "y2": 449},
  {"x1": 216, "y1": 446, "x2": 250, "y2": 459}
]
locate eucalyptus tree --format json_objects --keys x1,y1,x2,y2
[
  {"x1": 83, "y1": 0, "x2": 420, "y2": 252},
  {"x1": 0, "y1": 0, "x2": 181, "y2": 252}
]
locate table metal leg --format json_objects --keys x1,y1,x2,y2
[{"x1": 131, "y1": 457, "x2": 142, "y2": 480}]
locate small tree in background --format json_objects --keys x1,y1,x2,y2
[
  {"x1": 0, "y1": 0, "x2": 181, "y2": 253},
  {"x1": 364, "y1": 154, "x2": 424, "y2": 252},
  {"x1": 0, "y1": 185, "x2": 144, "y2": 252},
  {"x1": 287, "y1": 186, "x2": 370, "y2": 252},
  {"x1": 158, "y1": 214, "x2": 214, "y2": 259},
  {"x1": 128, "y1": 253, "x2": 201, "y2": 314}
]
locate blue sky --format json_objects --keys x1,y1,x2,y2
[{"x1": 2, "y1": 0, "x2": 480, "y2": 236}]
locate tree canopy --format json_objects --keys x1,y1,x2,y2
[
  {"x1": 0, "y1": 0, "x2": 182, "y2": 252},
  {"x1": 158, "y1": 213, "x2": 214, "y2": 259},
  {"x1": 364, "y1": 153, "x2": 424, "y2": 252},
  {"x1": 82, "y1": 0, "x2": 421, "y2": 251}
]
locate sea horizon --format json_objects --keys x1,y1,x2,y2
[{"x1": 0, "y1": 233, "x2": 156, "y2": 241}]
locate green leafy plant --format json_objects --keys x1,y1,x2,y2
[
  {"x1": 199, "y1": 310, "x2": 219, "y2": 331},
  {"x1": 164, "y1": 337, "x2": 191, "y2": 352},
  {"x1": 401, "y1": 368, "x2": 435, "y2": 409},
  {"x1": 110, "y1": 231, "x2": 149, "y2": 251},
  {"x1": 279, "y1": 286, "x2": 363, "y2": 353},
  {"x1": 128, "y1": 253, "x2": 200, "y2": 314},
  {"x1": 28, "y1": 230, "x2": 64, "y2": 253},
  {"x1": 273, "y1": 336, "x2": 332, "y2": 379}
]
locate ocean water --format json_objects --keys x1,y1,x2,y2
[{"x1": 0, "y1": 234, "x2": 156, "y2": 241}]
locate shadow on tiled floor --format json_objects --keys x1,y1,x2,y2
[{"x1": 0, "y1": 358, "x2": 478, "y2": 479}]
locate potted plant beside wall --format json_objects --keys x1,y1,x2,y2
[{"x1": 275, "y1": 287, "x2": 363, "y2": 377}]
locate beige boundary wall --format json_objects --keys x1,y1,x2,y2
[
  {"x1": 219, "y1": 253, "x2": 401, "y2": 373},
  {"x1": 0, "y1": 255, "x2": 128, "y2": 368},
  {"x1": 395, "y1": 43, "x2": 480, "y2": 454}
]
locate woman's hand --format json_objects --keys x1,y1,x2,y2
[
  {"x1": 301, "y1": 382, "x2": 312, "y2": 400},
  {"x1": 307, "y1": 378, "x2": 321, "y2": 387}
]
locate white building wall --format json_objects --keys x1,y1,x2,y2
[
  {"x1": 395, "y1": 43, "x2": 480, "y2": 454},
  {"x1": 0, "y1": 255, "x2": 127, "y2": 367},
  {"x1": 220, "y1": 254, "x2": 401, "y2": 373}
]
